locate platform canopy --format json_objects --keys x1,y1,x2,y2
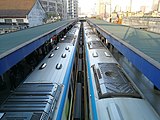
[
  {"x1": 0, "y1": 19, "x2": 76, "y2": 75},
  {"x1": 88, "y1": 19, "x2": 160, "y2": 89}
]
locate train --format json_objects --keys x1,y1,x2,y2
[
  {"x1": 0, "y1": 20, "x2": 159, "y2": 120},
  {"x1": 0, "y1": 22, "x2": 81, "y2": 120},
  {"x1": 83, "y1": 22, "x2": 160, "y2": 120}
]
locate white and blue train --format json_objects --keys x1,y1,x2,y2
[
  {"x1": 84, "y1": 22, "x2": 160, "y2": 120},
  {"x1": 0, "y1": 22, "x2": 81, "y2": 120}
]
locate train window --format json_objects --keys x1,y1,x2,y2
[
  {"x1": 61, "y1": 53, "x2": 66, "y2": 58},
  {"x1": 48, "y1": 53, "x2": 54, "y2": 58},
  {"x1": 104, "y1": 52, "x2": 111, "y2": 57},
  {"x1": 39, "y1": 63, "x2": 47, "y2": 69},
  {"x1": 56, "y1": 63, "x2": 62, "y2": 69},
  {"x1": 93, "y1": 63, "x2": 141, "y2": 99}
]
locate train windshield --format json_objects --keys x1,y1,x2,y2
[{"x1": 92, "y1": 63, "x2": 141, "y2": 99}]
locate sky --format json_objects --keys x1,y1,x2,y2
[
  {"x1": 79, "y1": 0, "x2": 97, "y2": 14},
  {"x1": 79, "y1": 0, "x2": 153, "y2": 15}
]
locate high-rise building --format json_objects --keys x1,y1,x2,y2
[
  {"x1": 140, "y1": 6, "x2": 146, "y2": 13},
  {"x1": 40, "y1": 0, "x2": 67, "y2": 19},
  {"x1": 68, "y1": 0, "x2": 78, "y2": 18},
  {"x1": 152, "y1": 0, "x2": 159, "y2": 11},
  {"x1": 114, "y1": 5, "x2": 121, "y2": 12},
  {"x1": 62, "y1": 0, "x2": 67, "y2": 19},
  {"x1": 98, "y1": 0, "x2": 106, "y2": 18},
  {"x1": 97, "y1": 0, "x2": 112, "y2": 18},
  {"x1": 73, "y1": 0, "x2": 78, "y2": 18},
  {"x1": 78, "y1": 7, "x2": 81, "y2": 15}
]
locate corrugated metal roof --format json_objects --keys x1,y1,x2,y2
[
  {"x1": 0, "y1": 0, "x2": 36, "y2": 18},
  {"x1": 0, "y1": 20, "x2": 73, "y2": 58},
  {"x1": 0, "y1": 10, "x2": 29, "y2": 18},
  {"x1": 89, "y1": 19, "x2": 160, "y2": 63},
  {"x1": 0, "y1": 0, "x2": 35, "y2": 10}
]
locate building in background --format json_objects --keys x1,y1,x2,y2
[
  {"x1": 152, "y1": 0, "x2": 160, "y2": 11},
  {"x1": 97, "y1": 0, "x2": 112, "y2": 19},
  {"x1": 62, "y1": 0, "x2": 67, "y2": 19},
  {"x1": 78, "y1": 7, "x2": 81, "y2": 15},
  {"x1": 73, "y1": 0, "x2": 78, "y2": 18},
  {"x1": 97, "y1": 0, "x2": 106, "y2": 18},
  {"x1": 140, "y1": 6, "x2": 146, "y2": 13},
  {"x1": 40, "y1": 0, "x2": 67, "y2": 20},
  {"x1": 67, "y1": 0, "x2": 73, "y2": 18},
  {"x1": 114, "y1": 5, "x2": 121, "y2": 12},
  {"x1": 68, "y1": 0, "x2": 78, "y2": 18},
  {"x1": 0, "y1": 0, "x2": 45, "y2": 34}
]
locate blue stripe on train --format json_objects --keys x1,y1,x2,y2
[
  {"x1": 56, "y1": 47, "x2": 76, "y2": 120},
  {"x1": 85, "y1": 40, "x2": 98, "y2": 120}
]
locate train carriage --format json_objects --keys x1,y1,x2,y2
[
  {"x1": 84, "y1": 22, "x2": 160, "y2": 120},
  {"x1": 0, "y1": 22, "x2": 81, "y2": 120}
]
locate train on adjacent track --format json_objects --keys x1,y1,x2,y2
[
  {"x1": 0, "y1": 22, "x2": 81, "y2": 120},
  {"x1": 83, "y1": 22, "x2": 160, "y2": 120}
]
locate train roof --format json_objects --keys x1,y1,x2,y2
[
  {"x1": 85, "y1": 35, "x2": 99, "y2": 42},
  {"x1": 0, "y1": 22, "x2": 80, "y2": 120},
  {"x1": 93, "y1": 63, "x2": 141, "y2": 98},
  {"x1": 60, "y1": 35, "x2": 75, "y2": 44},
  {"x1": 0, "y1": 83, "x2": 62, "y2": 119},
  {"x1": 24, "y1": 23, "x2": 80, "y2": 84},
  {"x1": 86, "y1": 40, "x2": 117, "y2": 64},
  {"x1": 85, "y1": 24, "x2": 141, "y2": 98},
  {"x1": 24, "y1": 43, "x2": 74, "y2": 84},
  {"x1": 84, "y1": 22, "x2": 160, "y2": 120},
  {"x1": 84, "y1": 27, "x2": 100, "y2": 42},
  {"x1": 87, "y1": 41, "x2": 105, "y2": 49},
  {"x1": 96, "y1": 98, "x2": 160, "y2": 120},
  {"x1": 59, "y1": 24, "x2": 80, "y2": 45}
]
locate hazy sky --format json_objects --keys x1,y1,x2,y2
[
  {"x1": 79, "y1": 0, "x2": 97, "y2": 13},
  {"x1": 79, "y1": 0, "x2": 153, "y2": 14}
]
